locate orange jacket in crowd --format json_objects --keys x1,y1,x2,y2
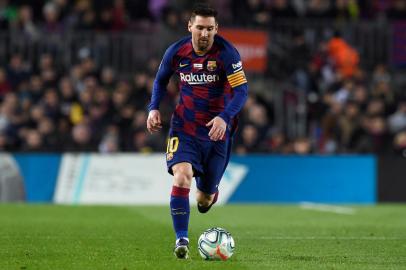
[{"x1": 327, "y1": 37, "x2": 360, "y2": 78}]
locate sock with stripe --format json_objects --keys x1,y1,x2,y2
[{"x1": 170, "y1": 186, "x2": 190, "y2": 240}]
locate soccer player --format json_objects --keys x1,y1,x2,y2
[{"x1": 146, "y1": 4, "x2": 248, "y2": 259}]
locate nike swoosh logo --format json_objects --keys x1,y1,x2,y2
[{"x1": 179, "y1": 63, "x2": 188, "y2": 67}]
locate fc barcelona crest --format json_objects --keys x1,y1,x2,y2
[
  {"x1": 207, "y1": 60, "x2": 217, "y2": 71},
  {"x1": 166, "y1": 152, "x2": 174, "y2": 161}
]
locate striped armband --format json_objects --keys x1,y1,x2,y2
[{"x1": 227, "y1": 70, "x2": 247, "y2": 88}]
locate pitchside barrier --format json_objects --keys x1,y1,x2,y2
[{"x1": 3, "y1": 153, "x2": 403, "y2": 203}]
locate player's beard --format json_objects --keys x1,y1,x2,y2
[{"x1": 198, "y1": 38, "x2": 209, "y2": 51}]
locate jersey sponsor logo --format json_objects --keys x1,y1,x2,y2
[
  {"x1": 207, "y1": 60, "x2": 217, "y2": 71},
  {"x1": 232, "y1": 61, "x2": 242, "y2": 70},
  {"x1": 180, "y1": 72, "x2": 220, "y2": 85},
  {"x1": 232, "y1": 61, "x2": 243, "y2": 73}
]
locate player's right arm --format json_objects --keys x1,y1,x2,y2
[
  {"x1": 147, "y1": 109, "x2": 162, "y2": 133},
  {"x1": 147, "y1": 45, "x2": 176, "y2": 134}
]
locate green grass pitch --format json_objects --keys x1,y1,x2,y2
[{"x1": 0, "y1": 204, "x2": 405, "y2": 270}]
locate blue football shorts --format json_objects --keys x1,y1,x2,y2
[{"x1": 166, "y1": 130, "x2": 232, "y2": 195}]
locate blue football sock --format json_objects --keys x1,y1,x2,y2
[{"x1": 170, "y1": 186, "x2": 190, "y2": 240}]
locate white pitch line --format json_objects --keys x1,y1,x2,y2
[
  {"x1": 299, "y1": 202, "x2": 356, "y2": 215},
  {"x1": 259, "y1": 236, "x2": 405, "y2": 240}
]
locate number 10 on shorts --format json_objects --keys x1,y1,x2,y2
[{"x1": 167, "y1": 137, "x2": 179, "y2": 153}]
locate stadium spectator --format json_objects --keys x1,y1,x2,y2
[
  {"x1": 388, "y1": 100, "x2": 406, "y2": 134},
  {"x1": 53, "y1": 0, "x2": 71, "y2": 23},
  {"x1": 110, "y1": 0, "x2": 129, "y2": 31},
  {"x1": 393, "y1": 130, "x2": 406, "y2": 156},
  {"x1": 20, "y1": 129, "x2": 45, "y2": 152},
  {"x1": 337, "y1": 100, "x2": 362, "y2": 152},
  {"x1": 12, "y1": 5, "x2": 40, "y2": 41},
  {"x1": 42, "y1": 1, "x2": 63, "y2": 34},
  {"x1": 59, "y1": 76, "x2": 78, "y2": 117},
  {"x1": 97, "y1": 7, "x2": 114, "y2": 31},
  {"x1": 100, "y1": 67, "x2": 116, "y2": 92},
  {"x1": 66, "y1": 122, "x2": 97, "y2": 152},
  {"x1": 246, "y1": 102, "x2": 270, "y2": 142},
  {"x1": 356, "y1": 114, "x2": 392, "y2": 154},
  {"x1": 37, "y1": 117, "x2": 59, "y2": 151},
  {"x1": 99, "y1": 124, "x2": 120, "y2": 153},
  {"x1": 6, "y1": 53, "x2": 31, "y2": 90},
  {"x1": 286, "y1": 30, "x2": 312, "y2": 92},
  {"x1": 292, "y1": 136, "x2": 313, "y2": 154},
  {"x1": 327, "y1": 32, "x2": 360, "y2": 79},
  {"x1": 266, "y1": 128, "x2": 288, "y2": 153}
]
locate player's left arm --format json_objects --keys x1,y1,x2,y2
[{"x1": 207, "y1": 49, "x2": 248, "y2": 141}]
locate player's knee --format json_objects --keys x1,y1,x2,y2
[{"x1": 173, "y1": 164, "x2": 193, "y2": 187}]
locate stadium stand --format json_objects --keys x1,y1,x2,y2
[{"x1": 0, "y1": 0, "x2": 405, "y2": 156}]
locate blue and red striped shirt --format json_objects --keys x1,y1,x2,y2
[{"x1": 148, "y1": 35, "x2": 248, "y2": 140}]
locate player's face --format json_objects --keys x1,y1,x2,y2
[{"x1": 188, "y1": 15, "x2": 218, "y2": 54}]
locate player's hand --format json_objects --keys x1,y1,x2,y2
[
  {"x1": 147, "y1": 110, "x2": 163, "y2": 134},
  {"x1": 206, "y1": 116, "x2": 227, "y2": 141}
]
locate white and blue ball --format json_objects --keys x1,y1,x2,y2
[{"x1": 197, "y1": 227, "x2": 235, "y2": 260}]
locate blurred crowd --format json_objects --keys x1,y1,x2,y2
[
  {"x1": 235, "y1": 38, "x2": 406, "y2": 156},
  {"x1": 0, "y1": 52, "x2": 162, "y2": 152},
  {"x1": 0, "y1": 0, "x2": 406, "y2": 34},
  {"x1": 0, "y1": 0, "x2": 406, "y2": 156}
]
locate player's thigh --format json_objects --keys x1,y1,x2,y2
[{"x1": 196, "y1": 140, "x2": 231, "y2": 194}]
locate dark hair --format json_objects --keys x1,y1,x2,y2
[{"x1": 190, "y1": 4, "x2": 217, "y2": 22}]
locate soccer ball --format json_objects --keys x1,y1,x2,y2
[{"x1": 197, "y1": 227, "x2": 235, "y2": 260}]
